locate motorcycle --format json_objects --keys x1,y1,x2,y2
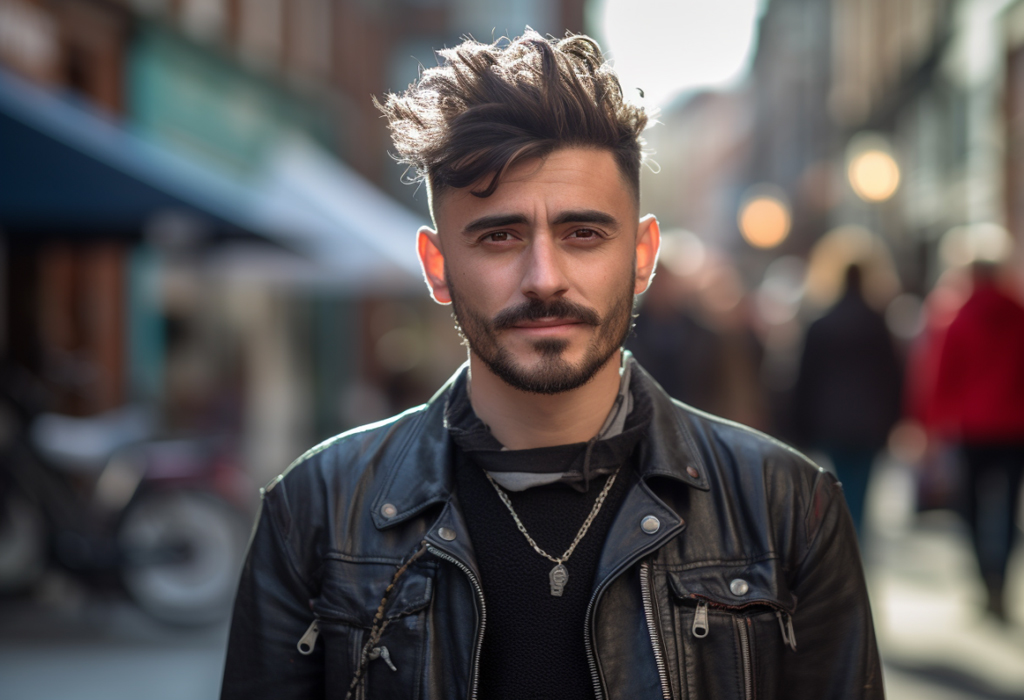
[{"x1": 0, "y1": 367, "x2": 255, "y2": 626}]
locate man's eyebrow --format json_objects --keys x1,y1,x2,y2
[
  {"x1": 462, "y1": 214, "x2": 529, "y2": 234},
  {"x1": 551, "y1": 210, "x2": 618, "y2": 226},
  {"x1": 461, "y1": 209, "x2": 619, "y2": 234}
]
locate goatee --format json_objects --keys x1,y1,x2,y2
[{"x1": 447, "y1": 268, "x2": 636, "y2": 394}]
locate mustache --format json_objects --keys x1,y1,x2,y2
[{"x1": 491, "y1": 298, "x2": 602, "y2": 331}]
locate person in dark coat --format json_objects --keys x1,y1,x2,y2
[
  {"x1": 794, "y1": 264, "x2": 903, "y2": 537},
  {"x1": 926, "y1": 261, "x2": 1024, "y2": 621}
]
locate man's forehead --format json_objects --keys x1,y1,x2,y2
[{"x1": 430, "y1": 147, "x2": 634, "y2": 229}]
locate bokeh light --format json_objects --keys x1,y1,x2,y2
[
  {"x1": 738, "y1": 189, "x2": 791, "y2": 249},
  {"x1": 756, "y1": 256, "x2": 806, "y2": 326},
  {"x1": 657, "y1": 228, "x2": 707, "y2": 277},
  {"x1": 846, "y1": 133, "x2": 900, "y2": 202},
  {"x1": 939, "y1": 222, "x2": 1013, "y2": 268}
]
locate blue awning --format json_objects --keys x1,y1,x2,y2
[{"x1": 0, "y1": 69, "x2": 425, "y2": 292}]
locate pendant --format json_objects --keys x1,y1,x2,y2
[{"x1": 549, "y1": 563, "x2": 569, "y2": 596}]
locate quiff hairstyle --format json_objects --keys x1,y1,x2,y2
[{"x1": 375, "y1": 30, "x2": 648, "y2": 209}]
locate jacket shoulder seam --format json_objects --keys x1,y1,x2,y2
[
  {"x1": 795, "y1": 469, "x2": 840, "y2": 569},
  {"x1": 260, "y1": 490, "x2": 318, "y2": 596},
  {"x1": 284, "y1": 404, "x2": 429, "y2": 474},
  {"x1": 675, "y1": 400, "x2": 813, "y2": 461}
]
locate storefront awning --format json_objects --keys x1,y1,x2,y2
[{"x1": 0, "y1": 69, "x2": 425, "y2": 292}]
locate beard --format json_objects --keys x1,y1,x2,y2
[{"x1": 447, "y1": 267, "x2": 636, "y2": 395}]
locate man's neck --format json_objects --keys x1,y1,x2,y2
[{"x1": 467, "y1": 351, "x2": 623, "y2": 450}]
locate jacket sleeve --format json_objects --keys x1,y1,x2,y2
[
  {"x1": 221, "y1": 481, "x2": 324, "y2": 699},
  {"x1": 781, "y1": 470, "x2": 884, "y2": 699}
]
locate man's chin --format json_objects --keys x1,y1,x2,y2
[{"x1": 474, "y1": 346, "x2": 618, "y2": 395}]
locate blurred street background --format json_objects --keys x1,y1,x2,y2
[{"x1": 0, "y1": 0, "x2": 1023, "y2": 698}]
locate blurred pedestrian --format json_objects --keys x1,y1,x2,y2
[
  {"x1": 630, "y1": 246, "x2": 768, "y2": 431},
  {"x1": 794, "y1": 264, "x2": 903, "y2": 538},
  {"x1": 628, "y1": 266, "x2": 722, "y2": 409},
  {"x1": 902, "y1": 267, "x2": 971, "y2": 512},
  {"x1": 927, "y1": 261, "x2": 1024, "y2": 621}
]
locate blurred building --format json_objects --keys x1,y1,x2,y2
[
  {"x1": 746, "y1": 0, "x2": 837, "y2": 258},
  {"x1": 641, "y1": 90, "x2": 753, "y2": 249},
  {"x1": 0, "y1": 0, "x2": 586, "y2": 484},
  {"x1": 637, "y1": 0, "x2": 1024, "y2": 441},
  {"x1": 767, "y1": 0, "x2": 1024, "y2": 292}
]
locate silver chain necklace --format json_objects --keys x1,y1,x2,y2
[{"x1": 484, "y1": 467, "x2": 621, "y2": 597}]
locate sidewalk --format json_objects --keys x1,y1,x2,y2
[
  {"x1": 0, "y1": 590, "x2": 229, "y2": 700},
  {"x1": 865, "y1": 460, "x2": 1024, "y2": 700}
]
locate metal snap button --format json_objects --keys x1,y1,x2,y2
[
  {"x1": 730, "y1": 578, "x2": 750, "y2": 596},
  {"x1": 438, "y1": 527, "x2": 457, "y2": 541},
  {"x1": 686, "y1": 466, "x2": 700, "y2": 479},
  {"x1": 380, "y1": 503, "x2": 398, "y2": 518},
  {"x1": 640, "y1": 515, "x2": 661, "y2": 534}
]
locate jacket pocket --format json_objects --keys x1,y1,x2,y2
[
  {"x1": 655, "y1": 564, "x2": 797, "y2": 700},
  {"x1": 312, "y1": 556, "x2": 435, "y2": 700}
]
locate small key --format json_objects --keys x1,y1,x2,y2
[{"x1": 370, "y1": 646, "x2": 398, "y2": 672}]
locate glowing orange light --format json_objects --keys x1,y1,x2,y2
[
  {"x1": 848, "y1": 149, "x2": 900, "y2": 202},
  {"x1": 738, "y1": 196, "x2": 791, "y2": 249}
]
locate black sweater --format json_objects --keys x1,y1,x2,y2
[
  {"x1": 448, "y1": 380, "x2": 650, "y2": 700},
  {"x1": 453, "y1": 448, "x2": 638, "y2": 700}
]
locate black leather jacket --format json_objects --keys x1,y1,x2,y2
[{"x1": 222, "y1": 360, "x2": 883, "y2": 700}]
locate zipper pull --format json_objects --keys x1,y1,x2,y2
[
  {"x1": 775, "y1": 610, "x2": 797, "y2": 651},
  {"x1": 692, "y1": 600, "x2": 709, "y2": 638},
  {"x1": 297, "y1": 619, "x2": 320, "y2": 655},
  {"x1": 369, "y1": 646, "x2": 398, "y2": 672}
]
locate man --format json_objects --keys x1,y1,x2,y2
[{"x1": 222, "y1": 31, "x2": 882, "y2": 700}]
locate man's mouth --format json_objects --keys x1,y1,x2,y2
[{"x1": 512, "y1": 317, "x2": 583, "y2": 329}]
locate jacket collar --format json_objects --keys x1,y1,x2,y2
[{"x1": 371, "y1": 353, "x2": 710, "y2": 530}]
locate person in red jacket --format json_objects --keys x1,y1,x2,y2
[{"x1": 928, "y1": 261, "x2": 1024, "y2": 620}]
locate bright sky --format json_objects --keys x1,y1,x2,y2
[{"x1": 596, "y1": 0, "x2": 765, "y2": 108}]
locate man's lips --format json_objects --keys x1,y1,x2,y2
[
  {"x1": 507, "y1": 318, "x2": 587, "y2": 334},
  {"x1": 513, "y1": 317, "x2": 583, "y2": 328}
]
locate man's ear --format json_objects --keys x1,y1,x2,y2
[
  {"x1": 634, "y1": 214, "x2": 661, "y2": 295},
  {"x1": 417, "y1": 227, "x2": 451, "y2": 304}
]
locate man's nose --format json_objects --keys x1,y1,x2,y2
[{"x1": 520, "y1": 233, "x2": 569, "y2": 301}]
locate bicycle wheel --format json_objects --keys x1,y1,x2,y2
[{"x1": 118, "y1": 489, "x2": 250, "y2": 626}]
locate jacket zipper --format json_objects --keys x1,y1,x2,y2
[
  {"x1": 585, "y1": 539, "x2": 675, "y2": 700},
  {"x1": 584, "y1": 584, "x2": 604, "y2": 699},
  {"x1": 687, "y1": 594, "x2": 797, "y2": 649},
  {"x1": 736, "y1": 616, "x2": 753, "y2": 700},
  {"x1": 297, "y1": 618, "x2": 320, "y2": 655},
  {"x1": 692, "y1": 600, "x2": 709, "y2": 637},
  {"x1": 426, "y1": 545, "x2": 487, "y2": 700},
  {"x1": 639, "y1": 561, "x2": 672, "y2": 700},
  {"x1": 775, "y1": 610, "x2": 797, "y2": 651},
  {"x1": 688, "y1": 595, "x2": 799, "y2": 700}
]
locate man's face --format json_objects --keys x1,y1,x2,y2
[{"x1": 418, "y1": 147, "x2": 659, "y2": 394}]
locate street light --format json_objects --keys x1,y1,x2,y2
[
  {"x1": 738, "y1": 185, "x2": 791, "y2": 249},
  {"x1": 846, "y1": 133, "x2": 900, "y2": 202}
]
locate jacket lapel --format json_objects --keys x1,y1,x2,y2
[{"x1": 371, "y1": 355, "x2": 712, "y2": 536}]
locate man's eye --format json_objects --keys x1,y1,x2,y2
[
  {"x1": 485, "y1": 231, "x2": 511, "y2": 242},
  {"x1": 570, "y1": 228, "x2": 600, "y2": 239}
]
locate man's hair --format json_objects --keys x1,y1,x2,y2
[{"x1": 375, "y1": 30, "x2": 648, "y2": 206}]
